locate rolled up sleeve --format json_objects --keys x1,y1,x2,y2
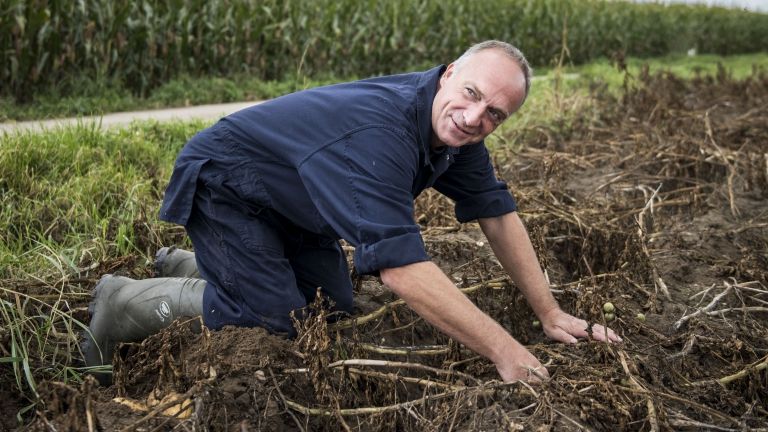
[
  {"x1": 353, "y1": 231, "x2": 429, "y2": 274},
  {"x1": 454, "y1": 188, "x2": 516, "y2": 223}
]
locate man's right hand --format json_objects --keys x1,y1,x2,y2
[
  {"x1": 494, "y1": 341, "x2": 550, "y2": 383},
  {"x1": 381, "y1": 261, "x2": 549, "y2": 384}
]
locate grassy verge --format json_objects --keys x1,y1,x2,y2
[
  {"x1": 0, "y1": 53, "x2": 764, "y2": 425},
  {"x1": 2, "y1": 53, "x2": 765, "y2": 122},
  {"x1": 0, "y1": 121, "x2": 207, "y2": 277}
]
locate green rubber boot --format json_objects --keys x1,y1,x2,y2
[
  {"x1": 155, "y1": 247, "x2": 200, "y2": 278},
  {"x1": 81, "y1": 275, "x2": 206, "y2": 385}
]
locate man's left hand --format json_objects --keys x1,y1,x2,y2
[{"x1": 540, "y1": 308, "x2": 622, "y2": 344}]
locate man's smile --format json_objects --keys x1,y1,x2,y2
[{"x1": 451, "y1": 116, "x2": 472, "y2": 136}]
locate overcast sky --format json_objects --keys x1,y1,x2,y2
[{"x1": 633, "y1": 0, "x2": 768, "y2": 12}]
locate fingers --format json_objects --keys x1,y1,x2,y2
[
  {"x1": 523, "y1": 364, "x2": 550, "y2": 382},
  {"x1": 544, "y1": 317, "x2": 586, "y2": 344},
  {"x1": 506, "y1": 364, "x2": 550, "y2": 383},
  {"x1": 574, "y1": 319, "x2": 591, "y2": 339},
  {"x1": 570, "y1": 316, "x2": 623, "y2": 343},
  {"x1": 557, "y1": 320, "x2": 623, "y2": 344},
  {"x1": 548, "y1": 326, "x2": 579, "y2": 344},
  {"x1": 589, "y1": 323, "x2": 623, "y2": 343},
  {"x1": 542, "y1": 312, "x2": 624, "y2": 344},
  {"x1": 495, "y1": 346, "x2": 550, "y2": 383}
]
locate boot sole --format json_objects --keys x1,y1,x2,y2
[{"x1": 80, "y1": 275, "x2": 116, "y2": 386}]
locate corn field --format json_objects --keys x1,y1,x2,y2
[{"x1": 2, "y1": 0, "x2": 767, "y2": 102}]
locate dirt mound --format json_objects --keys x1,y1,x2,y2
[{"x1": 27, "y1": 68, "x2": 768, "y2": 431}]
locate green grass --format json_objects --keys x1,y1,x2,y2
[
  {"x1": 566, "y1": 52, "x2": 768, "y2": 88},
  {"x1": 0, "y1": 53, "x2": 765, "y2": 425},
  {"x1": 0, "y1": 120, "x2": 206, "y2": 274}
]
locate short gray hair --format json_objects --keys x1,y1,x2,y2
[{"x1": 454, "y1": 40, "x2": 532, "y2": 106}]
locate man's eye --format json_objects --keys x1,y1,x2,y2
[
  {"x1": 490, "y1": 111, "x2": 502, "y2": 123},
  {"x1": 465, "y1": 87, "x2": 477, "y2": 99}
]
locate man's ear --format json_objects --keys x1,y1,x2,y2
[{"x1": 441, "y1": 63, "x2": 456, "y2": 82}]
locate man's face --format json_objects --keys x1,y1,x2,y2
[{"x1": 431, "y1": 49, "x2": 527, "y2": 149}]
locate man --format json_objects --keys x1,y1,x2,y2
[{"x1": 83, "y1": 40, "x2": 620, "y2": 385}]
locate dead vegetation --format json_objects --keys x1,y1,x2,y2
[{"x1": 21, "y1": 67, "x2": 768, "y2": 431}]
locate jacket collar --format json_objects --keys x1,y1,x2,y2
[{"x1": 415, "y1": 65, "x2": 447, "y2": 167}]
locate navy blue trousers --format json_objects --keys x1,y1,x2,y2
[{"x1": 185, "y1": 173, "x2": 354, "y2": 336}]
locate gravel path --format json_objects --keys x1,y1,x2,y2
[{"x1": 0, "y1": 100, "x2": 263, "y2": 134}]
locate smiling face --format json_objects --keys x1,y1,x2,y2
[{"x1": 431, "y1": 49, "x2": 527, "y2": 149}]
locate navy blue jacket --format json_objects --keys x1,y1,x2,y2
[{"x1": 160, "y1": 65, "x2": 516, "y2": 274}]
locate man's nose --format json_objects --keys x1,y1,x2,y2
[{"x1": 463, "y1": 104, "x2": 484, "y2": 127}]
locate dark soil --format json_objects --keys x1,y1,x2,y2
[{"x1": 13, "y1": 67, "x2": 768, "y2": 430}]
